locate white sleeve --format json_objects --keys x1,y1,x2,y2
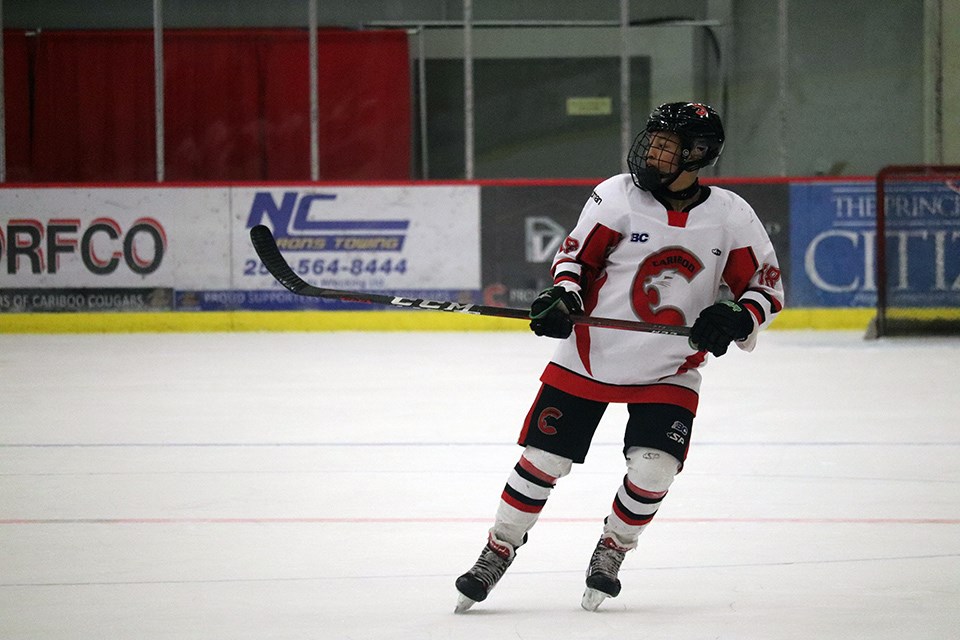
[{"x1": 726, "y1": 207, "x2": 785, "y2": 351}]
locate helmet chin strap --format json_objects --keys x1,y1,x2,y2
[{"x1": 656, "y1": 177, "x2": 701, "y2": 202}]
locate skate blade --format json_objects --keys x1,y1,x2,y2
[
  {"x1": 454, "y1": 593, "x2": 478, "y2": 614},
  {"x1": 581, "y1": 587, "x2": 609, "y2": 611}
]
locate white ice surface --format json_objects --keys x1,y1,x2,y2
[{"x1": 1, "y1": 329, "x2": 958, "y2": 639}]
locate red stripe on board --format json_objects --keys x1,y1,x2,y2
[
  {"x1": 1, "y1": 517, "x2": 958, "y2": 525},
  {"x1": 0, "y1": 176, "x2": 875, "y2": 190}
]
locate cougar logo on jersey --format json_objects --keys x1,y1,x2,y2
[{"x1": 631, "y1": 247, "x2": 703, "y2": 325}]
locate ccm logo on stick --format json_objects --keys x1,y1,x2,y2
[{"x1": 390, "y1": 297, "x2": 478, "y2": 313}]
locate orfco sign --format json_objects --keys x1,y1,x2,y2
[{"x1": 1, "y1": 217, "x2": 167, "y2": 275}]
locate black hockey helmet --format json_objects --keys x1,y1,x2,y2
[{"x1": 627, "y1": 102, "x2": 725, "y2": 191}]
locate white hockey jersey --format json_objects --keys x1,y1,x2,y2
[{"x1": 541, "y1": 174, "x2": 784, "y2": 414}]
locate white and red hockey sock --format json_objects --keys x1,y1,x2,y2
[
  {"x1": 492, "y1": 446, "x2": 572, "y2": 548},
  {"x1": 602, "y1": 447, "x2": 680, "y2": 549}
]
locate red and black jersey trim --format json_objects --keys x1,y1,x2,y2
[
  {"x1": 723, "y1": 246, "x2": 760, "y2": 298},
  {"x1": 554, "y1": 223, "x2": 621, "y2": 292},
  {"x1": 747, "y1": 287, "x2": 783, "y2": 313},
  {"x1": 740, "y1": 288, "x2": 783, "y2": 325},
  {"x1": 541, "y1": 363, "x2": 699, "y2": 413},
  {"x1": 740, "y1": 298, "x2": 766, "y2": 325}
]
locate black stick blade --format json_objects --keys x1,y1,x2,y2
[{"x1": 249, "y1": 225, "x2": 310, "y2": 295}]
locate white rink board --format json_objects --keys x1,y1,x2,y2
[
  {"x1": 233, "y1": 185, "x2": 481, "y2": 291},
  {"x1": 0, "y1": 187, "x2": 230, "y2": 289},
  {"x1": 0, "y1": 185, "x2": 481, "y2": 293}
]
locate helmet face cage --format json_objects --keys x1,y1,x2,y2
[{"x1": 628, "y1": 102, "x2": 725, "y2": 191}]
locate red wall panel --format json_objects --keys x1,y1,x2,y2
[
  {"x1": 31, "y1": 30, "x2": 157, "y2": 182},
  {"x1": 3, "y1": 30, "x2": 32, "y2": 181},
  {"x1": 15, "y1": 28, "x2": 410, "y2": 183},
  {"x1": 316, "y1": 30, "x2": 412, "y2": 180}
]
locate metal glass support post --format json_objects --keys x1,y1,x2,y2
[
  {"x1": 777, "y1": 0, "x2": 788, "y2": 177},
  {"x1": 619, "y1": 0, "x2": 630, "y2": 173},
  {"x1": 153, "y1": 0, "x2": 165, "y2": 182},
  {"x1": 309, "y1": 0, "x2": 320, "y2": 180},
  {"x1": 417, "y1": 26, "x2": 429, "y2": 179},
  {"x1": 0, "y1": 0, "x2": 5, "y2": 183},
  {"x1": 463, "y1": 0, "x2": 474, "y2": 179}
]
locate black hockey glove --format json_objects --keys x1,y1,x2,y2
[
  {"x1": 529, "y1": 286, "x2": 583, "y2": 339},
  {"x1": 689, "y1": 300, "x2": 754, "y2": 357}
]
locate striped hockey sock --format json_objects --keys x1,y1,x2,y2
[
  {"x1": 492, "y1": 449, "x2": 567, "y2": 547},
  {"x1": 605, "y1": 473, "x2": 668, "y2": 548}
]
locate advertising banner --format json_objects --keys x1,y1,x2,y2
[
  {"x1": 0, "y1": 288, "x2": 173, "y2": 313},
  {"x1": 1, "y1": 185, "x2": 482, "y2": 312},
  {"x1": 0, "y1": 187, "x2": 230, "y2": 289},
  {"x1": 480, "y1": 181, "x2": 791, "y2": 308},
  {"x1": 789, "y1": 181, "x2": 876, "y2": 307},
  {"x1": 481, "y1": 184, "x2": 593, "y2": 308},
  {"x1": 208, "y1": 185, "x2": 482, "y2": 311},
  {"x1": 879, "y1": 177, "x2": 960, "y2": 308},
  {"x1": 235, "y1": 185, "x2": 480, "y2": 291}
]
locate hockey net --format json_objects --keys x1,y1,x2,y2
[{"x1": 869, "y1": 165, "x2": 960, "y2": 338}]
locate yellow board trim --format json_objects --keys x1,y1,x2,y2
[{"x1": 0, "y1": 308, "x2": 876, "y2": 334}]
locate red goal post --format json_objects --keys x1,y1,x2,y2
[{"x1": 871, "y1": 165, "x2": 960, "y2": 338}]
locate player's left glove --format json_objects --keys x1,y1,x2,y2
[{"x1": 689, "y1": 300, "x2": 754, "y2": 357}]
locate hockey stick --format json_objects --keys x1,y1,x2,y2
[{"x1": 249, "y1": 225, "x2": 691, "y2": 336}]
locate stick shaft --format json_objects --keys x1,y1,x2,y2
[{"x1": 249, "y1": 225, "x2": 691, "y2": 336}]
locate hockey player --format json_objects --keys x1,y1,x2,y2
[{"x1": 454, "y1": 102, "x2": 784, "y2": 613}]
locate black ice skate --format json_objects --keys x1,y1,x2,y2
[
  {"x1": 454, "y1": 535, "x2": 516, "y2": 613},
  {"x1": 581, "y1": 536, "x2": 627, "y2": 611}
]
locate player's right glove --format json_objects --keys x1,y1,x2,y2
[
  {"x1": 689, "y1": 300, "x2": 754, "y2": 357},
  {"x1": 529, "y1": 286, "x2": 583, "y2": 339}
]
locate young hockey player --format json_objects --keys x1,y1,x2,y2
[{"x1": 455, "y1": 102, "x2": 784, "y2": 613}]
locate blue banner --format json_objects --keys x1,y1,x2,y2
[
  {"x1": 789, "y1": 181, "x2": 877, "y2": 307},
  {"x1": 174, "y1": 289, "x2": 481, "y2": 311},
  {"x1": 790, "y1": 179, "x2": 960, "y2": 308}
]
